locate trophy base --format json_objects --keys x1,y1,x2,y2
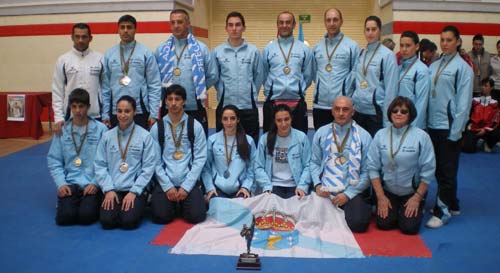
[{"x1": 237, "y1": 253, "x2": 261, "y2": 270}]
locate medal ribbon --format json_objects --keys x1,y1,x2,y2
[
  {"x1": 175, "y1": 43, "x2": 188, "y2": 67},
  {"x1": 332, "y1": 123, "x2": 351, "y2": 156},
  {"x1": 325, "y1": 34, "x2": 344, "y2": 64},
  {"x1": 117, "y1": 124, "x2": 136, "y2": 162},
  {"x1": 398, "y1": 56, "x2": 418, "y2": 89},
  {"x1": 362, "y1": 42, "x2": 382, "y2": 77},
  {"x1": 433, "y1": 53, "x2": 457, "y2": 88},
  {"x1": 120, "y1": 41, "x2": 137, "y2": 75},
  {"x1": 224, "y1": 132, "x2": 237, "y2": 167},
  {"x1": 170, "y1": 121, "x2": 185, "y2": 151},
  {"x1": 70, "y1": 122, "x2": 89, "y2": 156},
  {"x1": 389, "y1": 125, "x2": 411, "y2": 161},
  {"x1": 278, "y1": 38, "x2": 295, "y2": 66}
]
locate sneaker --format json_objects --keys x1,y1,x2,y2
[
  {"x1": 450, "y1": 210, "x2": 461, "y2": 216},
  {"x1": 484, "y1": 143, "x2": 492, "y2": 153},
  {"x1": 426, "y1": 216, "x2": 445, "y2": 228}
]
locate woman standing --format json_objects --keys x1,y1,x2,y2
[
  {"x1": 398, "y1": 31, "x2": 431, "y2": 129},
  {"x1": 426, "y1": 25, "x2": 473, "y2": 228},
  {"x1": 202, "y1": 105, "x2": 256, "y2": 199},
  {"x1": 351, "y1": 15, "x2": 398, "y2": 136},
  {"x1": 254, "y1": 104, "x2": 311, "y2": 199},
  {"x1": 368, "y1": 97, "x2": 435, "y2": 234}
]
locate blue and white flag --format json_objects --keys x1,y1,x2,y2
[{"x1": 171, "y1": 193, "x2": 364, "y2": 258}]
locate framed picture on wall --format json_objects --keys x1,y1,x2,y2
[{"x1": 7, "y1": 94, "x2": 25, "y2": 122}]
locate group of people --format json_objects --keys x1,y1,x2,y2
[{"x1": 48, "y1": 7, "x2": 496, "y2": 235}]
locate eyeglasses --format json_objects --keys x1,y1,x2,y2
[{"x1": 391, "y1": 108, "x2": 409, "y2": 115}]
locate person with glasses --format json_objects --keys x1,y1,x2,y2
[
  {"x1": 202, "y1": 105, "x2": 256, "y2": 200},
  {"x1": 367, "y1": 96, "x2": 435, "y2": 234}
]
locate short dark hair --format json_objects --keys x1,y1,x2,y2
[
  {"x1": 170, "y1": 9, "x2": 190, "y2": 22},
  {"x1": 387, "y1": 96, "x2": 417, "y2": 125},
  {"x1": 365, "y1": 15, "x2": 381, "y2": 30},
  {"x1": 68, "y1": 88, "x2": 90, "y2": 106},
  {"x1": 482, "y1": 78, "x2": 495, "y2": 87},
  {"x1": 117, "y1": 95, "x2": 137, "y2": 111},
  {"x1": 72, "y1": 23, "x2": 91, "y2": 36},
  {"x1": 497, "y1": 39, "x2": 500, "y2": 47},
  {"x1": 226, "y1": 11, "x2": 245, "y2": 27},
  {"x1": 118, "y1": 14, "x2": 137, "y2": 28},
  {"x1": 473, "y1": 34, "x2": 484, "y2": 42},
  {"x1": 401, "y1": 30, "x2": 419, "y2": 45},
  {"x1": 159, "y1": 84, "x2": 186, "y2": 117}
]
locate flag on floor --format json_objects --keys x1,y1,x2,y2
[{"x1": 170, "y1": 193, "x2": 364, "y2": 258}]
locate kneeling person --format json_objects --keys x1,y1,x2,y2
[
  {"x1": 150, "y1": 85, "x2": 207, "y2": 224},
  {"x1": 94, "y1": 95, "x2": 157, "y2": 230},
  {"x1": 48, "y1": 88, "x2": 108, "y2": 225}
]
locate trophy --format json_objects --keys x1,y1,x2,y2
[{"x1": 237, "y1": 216, "x2": 261, "y2": 270}]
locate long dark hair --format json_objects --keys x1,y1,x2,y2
[
  {"x1": 442, "y1": 25, "x2": 461, "y2": 52},
  {"x1": 221, "y1": 105, "x2": 250, "y2": 161},
  {"x1": 267, "y1": 104, "x2": 292, "y2": 156}
]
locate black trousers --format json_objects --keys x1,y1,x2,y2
[
  {"x1": 340, "y1": 194, "x2": 371, "y2": 233},
  {"x1": 313, "y1": 108, "x2": 334, "y2": 130},
  {"x1": 110, "y1": 113, "x2": 149, "y2": 130},
  {"x1": 272, "y1": 186, "x2": 297, "y2": 199},
  {"x1": 375, "y1": 191, "x2": 424, "y2": 235},
  {"x1": 462, "y1": 128, "x2": 500, "y2": 153},
  {"x1": 216, "y1": 107, "x2": 259, "y2": 146},
  {"x1": 428, "y1": 129, "x2": 461, "y2": 218},
  {"x1": 263, "y1": 99, "x2": 308, "y2": 134},
  {"x1": 56, "y1": 184, "x2": 102, "y2": 226},
  {"x1": 150, "y1": 183, "x2": 206, "y2": 224},
  {"x1": 99, "y1": 191, "x2": 146, "y2": 230},
  {"x1": 353, "y1": 112, "x2": 382, "y2": 137}
]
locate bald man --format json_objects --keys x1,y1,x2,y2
[
  {"x1": 310, "y1": 96, "x2": 372, "y2": 233},
  {"x1": 312, "y1": 8, "x2": 360, "y2": 130}
]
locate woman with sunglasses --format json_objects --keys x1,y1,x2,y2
[
  {"x1": 426, "y1": 25, "x2": 473, "y2": 229},
  {"x1": 254, "y1": 104, "x2": 311, "y2": 199},
  {"x1": 398, "y1": 31, "x2": 431, "y2": 129},
  {"x1": 367, "y1": 97, "x2": 435, "y2": 234},
  {"x1": 202, "y1": 105, "x2": 256, "y2": 200}
]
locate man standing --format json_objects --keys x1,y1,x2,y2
[
  {"x1": 312, "y1": 8, "x2": 360, "y2": 130},
  {"x1": 262, "y1": 11, "x2": 313, "y2": 134},
  {"x1": 101, "y1": 14, "x2": 161, "y2": 129},
  {"x1": 52, "y1": 23, "x2": 103, "y2": 135},
  {"x1": 213, "y1": 11, "x2": 263, "y2": 144},
  {"x1": 468, "y1": 34, "x2": 492, "y2": 97},
  {"x1": 156, "y1": 9, "x2": 218, "y2": 136},
  {"x1": 310, "y1": 96, "x2": 372, "y2": 233}
]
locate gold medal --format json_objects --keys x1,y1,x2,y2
[
  {"x1": 119, "y1": 76, "x2": 131, "y2": 86},
  {"x1": 119, "y1": 162, "x2": 128, "y2": 173},
  {"x1": 173, "y1": 150, "x2": 184, "y2": 160},
  {"x1": 335, "y1": 155, "x2": 347, "y2": 165},
  {"x1": 283, "y1": 66, "x2": 291, "y2": 75},
  {"x1": 173, "y1": 68, "x2": 181, "y2": 76},
  {"x1": 74, "y1": 157, "x2": 82, "y2": 167},
  {"x1": 325, "y1": 64, "x2": 333, "y2": 72},
  {"x1": 360, "y1": 80, "x2": 368, "y2": 89}
]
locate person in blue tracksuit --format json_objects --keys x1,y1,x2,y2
[
  {"x1": 312, "y1": 8, "x2": 360, "y2": 130},
  {"x1": 254, "y1": 104, "x2": 311, "y2": 199},
  {"x1": 101, "y1": 15, "x2": 161, "y2": 130},
  {"x1": 397, "y1": 31, "x2": 431, "y2": 129},
  {"x1": 426, "y1": 25, "x2": 473, "y2": 229},
  {"x1": 48, "y1": 88, "x2": 108, "y2": 225},
  {"x1": 202, "y1": 105, "x2": 256, "y2": 200},
  {"x1": 150, "y1": 84, "x2": 207, "y2": 224},
  {"x1": 94, "y1": 95, "x2": 157, "y2": 230},
  {"x1": 261, "y1": 11, "x2": 314, "y2": 134},
  {"x1": 156, "y1": 9, "x2": 218, "y2": 136},
  {"x1": 351, "y1": 15, "x2": 398, "y2": 136},
  {"x1": 311, "y1": 96, "x2": 372, "y2": 233},
  {"x1": 213, "y1": 12, "x2": 263, "y2": 144},
  {"x1": 367, "y1": 97, "x2": 435, "y2": 235}
]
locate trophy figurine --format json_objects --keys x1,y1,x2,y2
[{"x1": 237, "y1": 216, "x2": 261, "y2": 270}]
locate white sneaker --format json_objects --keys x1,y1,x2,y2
[
  {"x1": 484, "y1": 143, "x2": 492, "y2": 153},
  {"x1": 450, "y1": 210, "x2": 461, "y2": 216},
  {"x1": 426, "y1": 216, "x2": 445, "y2": 228}
]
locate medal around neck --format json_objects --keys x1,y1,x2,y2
[
  {"x1": 325, "y1": 64, "x2": 333, "y2": 72},
  {"x1": 223, "y1": 170, "x2": 231, "y2": 179},
  {"x1": 173, "y1": 150, "x2": 184, "y2": 160},
  {"x1": 120, "y1": 75, "x2": 131, "y2": 86},
  {"x1": 283, "y1": 66, "x2": 291, "y2": 75},
  {"x1": 74, "y1": 157, "x2": 82, "y2": 167},
  {"x1": 335, "y1": 155, "x2": 347, "y2": 165},
  {"x1": 173, "y1": 68, "x2": 181, "y2": 76},
  {"x1": 360, "y1": 80, "x2": 368, "y2": 89},
  {"x1": 119, "y1": 162, "x2": 128, "y2": 173}
]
